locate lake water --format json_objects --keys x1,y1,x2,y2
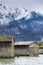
[{"x1": 0, "y1": 55, "x2": 43, "y2": 65}]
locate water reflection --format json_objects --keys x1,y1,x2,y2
[
  {"x1": 14, "y1": 55, "x2": 43, "y2": 65},
  {"x1": 0, "y1": 55, "x2": 43, "y2": 65},
  {"x1": 0, "y1": 58, "x2": 14, "y2": 65}
]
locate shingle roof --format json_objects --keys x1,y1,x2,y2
[{"x1": 0, "y1": 36, "x2": 13, "y2": 42}]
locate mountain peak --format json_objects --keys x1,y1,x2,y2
[
  {"x1": 14, "y1": 7, "x2": 29, "y2": 20},
  {"x1": 0, "y1": 4, "x2": 43, "y2": 25},
  {"x1": 0, "y1": 4, "x2": 6, "y2": 10}
]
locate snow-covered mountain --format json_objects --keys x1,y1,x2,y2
[
  {"x1": 0, "y1": 4, "x2": 29, "y2": 25},
  {"x1": 0, "y1": 4, "x2": 43, "y2": 41}
]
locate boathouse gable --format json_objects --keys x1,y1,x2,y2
[
  {"x1": 0, "y1": 36, "x2": 15, "y2": 58},
  {"x1": 14, "y1": 41, "x2": 39, "y2": 56}
]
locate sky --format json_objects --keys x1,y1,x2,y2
[{"x1": 0, "y1": 0, "x2": 43, "y2": 13}]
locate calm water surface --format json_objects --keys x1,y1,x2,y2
[{"x1": 0, "y1": 55, "x2": 43, "y2": 65}]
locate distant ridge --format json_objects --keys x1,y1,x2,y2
[{"x1": 0, "y1": 4, "x2": 43, "y2": 41}]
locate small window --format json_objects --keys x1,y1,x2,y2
[{"x1": 0, "y1": 42, "x2": 11, "y2": 48}]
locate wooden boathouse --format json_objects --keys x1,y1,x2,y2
[
  {"x1": 0, "y1": 36, "x2": 15, "y2": 58},
  {"x1": 14, "y1": 41, "x2": 39, "y2": 56},
  {"x1": 0, "y1": 36, "x2": 39, "y2": 57}
]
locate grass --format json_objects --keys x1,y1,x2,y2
[
  {"x1": 38, "y1": 43, "x2": 43, "y2": 48},
  {"x1": 0, "y1": 36, "x2": 12, "y2": 41}
]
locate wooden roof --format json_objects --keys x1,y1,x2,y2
[
  {"x1": 0, "y1": 36, "x2": 14, "y2": 42},
  {"x1": 14, "y1": 41, "x2": 37, "y2": 45}
]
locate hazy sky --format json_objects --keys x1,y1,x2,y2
[{"x1": 0, "y1": 0, "x2": 43, "y2": 13}]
